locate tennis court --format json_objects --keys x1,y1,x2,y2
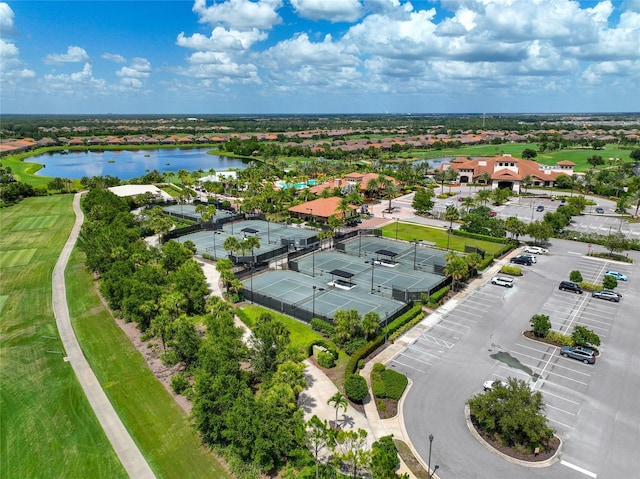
[{"x1": 243, "y1": 270, "x2": 407, "y2": 323}]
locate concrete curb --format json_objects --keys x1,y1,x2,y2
[{"x1": 464, "y1": 405, "x2": 562, "y2": 468}]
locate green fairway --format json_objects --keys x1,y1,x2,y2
[
  {"x1": 66, "y1": 250, "x2": 232, "y2": 479},
  {"x1": 381, "y1": 222, "x2": 505, "y2": 256},
  {"x1": 0, "y1": 195, "x2": 127, "y2": 479}
]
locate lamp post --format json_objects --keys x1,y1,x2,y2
[
  {"x1": 384, "y1": 312, "x2": 389, "y2": 343},
  {"x1": 249, "y1": 263, "x2": 254, "y2": 303},
  {"x1": 413, "y1": 239, "x2": 422, "y2": 270},
  {"x1": 428, "y1": 434, "x2": 434, "y2": 479},
  {"x1": 365, "y1": 258, "x2": 376, "y2": 294},
  {"x1": 312, "y1": 244, "x2": 316, "y2": 277},
  {"x1": 358, "y1": 229, "x2": 362, "y2": 257},
  {"x1": 394, "y1": 217, "x2": 399, "y2": 241}
]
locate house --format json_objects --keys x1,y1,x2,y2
[
  {"x1": 288, "y1": 197, "x2": 358, "y2": 223},
  {"x1": 439, "y1": 154, "x2": 574, "y2": 193}
]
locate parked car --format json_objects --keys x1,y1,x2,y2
[
  {"x1": 595, "y1": 207, "x2": 604, "y2": 214},
  {"x1": 510, "y1": 256, "x2": 533, "y2": 266},
  {"x1": 592, "y1": 290, "x2": 621, "y2": 302},
  {"x1": 560, "y1": 346, "x2": 596, "y2": 364},
  {"x1": 605, "y1": 270, "x2": 628, "y2": 281},
  {"x1": 602, "y1": 289, "x2": 622, "y2": 299},
  {"x1": 489, "y1": 210, "x2": 497, "y2": 217},
  {"x1": 519, "y1": 253, "x2": 537, "y2": 263},
  {"x1": 483, "y1": 379, "x2": 509, "y2": 391},
  {"x1": 536, "y1": 205, "x2": 544, "y2": 212},
  {"x1": 524, "y1": 246, "x2": 548, "y2": 255},
  {"x1": 559, "y1": 281, "x2": 583, "y2": 294},
  {"x1": 445, "y1": 200, "x2": 455, "y2": 208},
  {"x1": 491, "y1": 276, "x2": 514, "y2": 288}
]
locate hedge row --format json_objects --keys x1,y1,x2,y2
[
  {"x1": 452, "y1": 229, "x2": 512, "y2": 244},
  {"x1": 388, "y1": 314, "x2": 425, "y2": 342},
  {"x1": 306, "y1": 338, "x2": 339, "y2": 359},
  {"x1": 427, "y1": 286, "x2": 450, "y2": 306},
  {"x1": 579, "y1": 281, "x2": 603, "y2": 291},
  {"x1": 477, "y1": 255, "x2": 495, "y2": 271},
  {"x1": 345, "y1": 304, "x2": 425, "y2": 379},
  {"x1": 500, "y1": 265, "x2": 522, "y2": 276},
  {"x1": 310, "y1": 318, "x2": 335, "y2": 336}
]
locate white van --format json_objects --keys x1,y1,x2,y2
[{"x1": 491, "y1": 276, "x2": 514, "y2": 288}]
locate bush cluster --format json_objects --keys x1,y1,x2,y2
[
  {"x1": 546, "y1": 331, "x2": 574, "y2": 346},
  {"x1": 427, "y1": 286, "x2": 450, "y2": 306},
  {"x1": 370, "y1": 363, "x2": 408, "y2": 400},
  {"x1": 316, "y1": 351, "x2": 335, "y2": 369},
  {"x1": 344, "y1": 374, "x2": 368, "y2": 403},
  {"x1": 500, "y1": 265, "x2": 522, "y2": 276},
  {"x1": 310, "y1": 317, "x2": 335, "y2": 336},
  {"x1": 578, "y1": 281, "x2": 601, "y2": 291},
  {"x1": 306, "y1": 339, "x2": 338, "y2": 358}
]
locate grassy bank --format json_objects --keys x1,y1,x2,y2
[
  {"x1": 0, "y1": 195, "x2": 127, "y2": 479},
  {"x1": 66, "y1": 249, "x2": 232, "y2": 479}
]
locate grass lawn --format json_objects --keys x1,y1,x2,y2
[
  {"x1": 0, "y1": 195, "x2": 127, "y2": 479},
  {"x1": 381, "y1": 222, "x2": 505, "y2": 256},
  {"x1": 66, "y1": 249, "x2": 232, "y2": 479},
  {"x1": 238, "y1": 304, "x2": 339, "y2": 354}
]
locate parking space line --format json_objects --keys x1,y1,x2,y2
[
  {"x1": 407, "y1": 343, "x2": 441, "y2": 359},
  {"x1": 538, "y1": 389, "x2": 580, "y2": 405},
  {"x1": 561, "y1": 460, "x2": 598, "y2": 478},
  {"x1": 546, "y1": 404, "x2": 576, "y2": 416},
  {"x1": 421, "y1": 334, "x2": 454, "y2": 349},
  {"x1": 389, "y1": 359, "x2": 424, "y2": 373},
  {"x1": 445, "y1": 313, "x2": 477, "y2": 324},
  {"x1": 548, "y1": 417, "x2": 573, "y2": 429},
  {"x1": 449, "y1": 307, "x2": 484, "y2": 317},
  {"x1": 514, "y1": 342, "x2": 553, "y2": 354},
  {"x1": 400, "y1": 352, "x2": 433, "y2": 366},
  {"x1": 542, "y1": 369, "x2": 590, "y2": 386},
  {"x1": 434, "y1": 322, "x2": 469, "y2": 335}
]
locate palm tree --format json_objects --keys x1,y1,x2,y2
[
  {"x1": 337, "y1": 197, "x2": 352, "y2": 220},
  {"x1": 360, "y1": 312, "x2": 380, "y2": 341},
  {"x1": 445, "y1": 167, "x2": 458, "y2": 193},
  {"x1": 630, "y1": 188, "x2": 640, "y2": 217},
  {"x1": 476, "y1": 188, "x2": 491, "y2": 206},
  {"x1": 461, "y1": 196, "x2": 475, "y2": 213},
  {"x1": 521, "y1": 175, "x2": 533, "y2": 194},
  {"x1": 328, "y1": 391, "x2": 348, "y2": 427},
  {"x1": 479, "y1": 172, "x2": 492, "y2": 188},
  {"x1": 434, "y1": 170, "x2": 448, "y2": 194},
  {"x1": 223, "y1": 236, "x2": 241, "y2": 262},
  {"x1": 444, "y1": 253, "x2": 468, "y2": 291}
]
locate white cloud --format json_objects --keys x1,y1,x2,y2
[
  {"x1": 290, "y1": 0, "x2": 364, "y2": 22},
  {"x1": 0, "y1": 2, "x2": 16, "y2": 36},
  {"x1": 192, "y1": 0, "x2": 283, "y2": 30},
  {"x1": 44, "y1": 46, "x2": 90, "y2": 65},
  {"x1": 0, "y1": 37, "x2": 17, "y2": 57},
  {"x1": 177, "y1": 27, "x2": 266, "y2": 51},
  {"x1": 102, "y1": 53, "x2": 126, "y2": 63},
  {"x1": 41, "y1": 63, "x2": 106, "y2": 94},
  {"x1": 116, "y1": 58, "x2": 151, "y2": 89}
]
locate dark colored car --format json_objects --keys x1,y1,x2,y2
[
  {"x1": 536, "y1": 205, "x2": 544, "y2": 212},
  {"x1": 510, "y1": 256, "x2": 533, "y2": 266},
  {"x1": 559, "y1": 281, "x2": 583, "y2": 294},
  {"x1": 595, "y1": 207, "x2": 605, "y2": 214},
  {"x1": 560, "y1": 346, "x2": 596, "y2": 364}
]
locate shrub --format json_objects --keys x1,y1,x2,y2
[
  {"x1": 546, "y1": 331, "x2": 574, "y2": 346},
  {"x1": 372, "y1": 363, "x2": 386, "y2": 374},
  {"x1": 572, "y1": 326, "x2": 601, "y2": 348},
  {"x1": 384, "y1": 304, "x2": 424, "y2": 337},
  {"x1": 602, "y1": 275, "x2": 618, "y2": 290},
  {"x1": 570, "y1": 270, "x2": 583, "y2": 283},
  {"x1": 316, "y1": 351, "x2": 335, "y2": 369},
  {"x1": 578, "y1": 281, "x2": 601, "y2": 291},
  {"x1": 357, "y1": 359, "x2": 365, "y2": 370},
  {"x1": 380, "y1": 369, "x2": 408, "y2": 400},
  {"x1": 388, "y1": 314, "x2": 425, "y2": 342},
  {"x1": 530, "y1": 314, "x2": 551, "y2": 338},
  {"x1": 345, "y1": 335, "x2": 386, "y2": 378},
  {"x1": 372, "y1": 379, "x2": 386, "y2": 398},
  {"x1": 170, "y1": 371, "x2": 190, "y2": 395},
  {"x1": 344, "y1": 374, "x2": 369, "y2": 403},
  {"x1": 427, "y1": 286, "x2": 450, "y2": 306},
  {"x1": 477, "y1": 255, "x2": 495, "y2": 271},
  {"x1": 343, "y1": 337, "x2": 367, "y2": 356},
  {"x1": 310, "y1": 318, "x2": 335, "y2": 336},
  {"x1": 500, "y1": 265, "x2": 522, "y2": 276}
]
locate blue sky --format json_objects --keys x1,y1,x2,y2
[{"x1": 1, "y1": 0, "x2": 638, "y2": 114}]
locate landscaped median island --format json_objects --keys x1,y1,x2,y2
[{"x1": 466, "y1": 378, "x2": 561, "y2": 463}]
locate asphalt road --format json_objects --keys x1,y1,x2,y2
[{"x1": 391, "y1": 239, "x2": 639, "y2": 479}]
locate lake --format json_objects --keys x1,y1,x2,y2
[{"x1": 31, "y1": 147, "x2": 250, "y2": 180}]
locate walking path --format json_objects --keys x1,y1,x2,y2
[{"x1": 52, "y1": 192, "x2": 156, "y2": 479}]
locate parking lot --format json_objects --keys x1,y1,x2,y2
[{"x1": 397, "y1": 240, "x2": 638, "y2": 479}]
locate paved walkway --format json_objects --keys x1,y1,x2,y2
[{"x1": 53, "y1": 192, "x2": 156, "y2": 478}]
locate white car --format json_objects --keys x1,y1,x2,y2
[
  {"x1": 524, "y1": 246, "x2": 548, "y2": 255},
  {"x1": 483, "y1": 379, "x2": 508, "y2": 391},
  {"x1": 491, "y1": 276, "x2": 514, "y2": 288},
  {"x1": 444, "y1": 200, "x2": 455, "y2": 208}
]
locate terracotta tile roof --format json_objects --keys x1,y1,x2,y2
[{"x1": 288, "y1": 197, "x2": 357, "y2": 219}]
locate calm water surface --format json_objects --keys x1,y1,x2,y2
[{"x1": 31, "y1": 148, "x2": 250, "y2": 180}]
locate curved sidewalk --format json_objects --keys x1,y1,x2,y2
[{"x1": 52, "y1": 192, "x2": 156, "y2": 479}]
